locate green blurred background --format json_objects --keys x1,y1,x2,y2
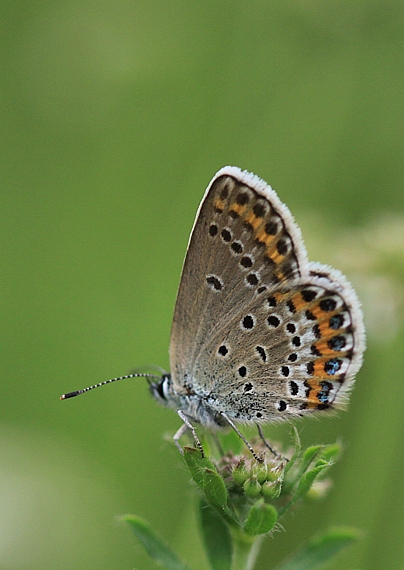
[{"x1": 1, "y1": 1, "x2": 404, "y2": 568}]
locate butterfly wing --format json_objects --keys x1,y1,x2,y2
[
  {"x1": 196, "y1": 263, "x2": 365, "y2": 422},
  {"x1": 169, "y1": 166, "x2": 310, "y2": 397}
]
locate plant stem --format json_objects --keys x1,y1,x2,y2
[{"x1": 231, "y1": 530, "x2": 264, "y2": 570}]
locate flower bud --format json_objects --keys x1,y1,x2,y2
[
  {"x1": 232, "y1": 459, "x2": 250, "y2": 486},
  {"x1": 243, "y1": 476, "x2": 262, "y2": 498},
  {"x1": 261, "y1": 479, "x2": 282, "y2": 500}
]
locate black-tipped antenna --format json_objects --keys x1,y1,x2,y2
[{"x1": 60, "y1": 373, "x2": 162, "y2": 400}]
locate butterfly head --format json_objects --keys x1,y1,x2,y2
[{"x1": 150, "y1": 373, "x2": 175, "y2": 406}]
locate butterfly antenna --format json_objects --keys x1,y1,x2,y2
[{"x1": 60, "y1": 373, "x2": 163, "y2": 400}]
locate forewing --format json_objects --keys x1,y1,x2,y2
[{"x1": 170, "y1": 166, "x2": 309, "y2": 393}]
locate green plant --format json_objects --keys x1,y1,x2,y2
[{"x1": 123, "y1": 429, "x2": 360, "y2": 570}]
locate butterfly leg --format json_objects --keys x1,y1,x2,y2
[
  {"x1": 256, "y1": 424, "x2": 285, "y2": 459},
  {"x1": 176, "y1": 410, "x2": 205, "y2": 457},
  {"x1": 220, "y1": 412, "x2": 263, "y2": 462},
  {"x1": 173, "y1": 422, "x2": 188, "y2": 454}
]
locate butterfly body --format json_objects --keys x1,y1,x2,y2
[{"x1": 151, "y1": 375, "x2": 229, "y2": 428}]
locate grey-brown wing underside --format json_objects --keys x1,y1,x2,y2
[{"x1": 169, "y1": 166, "x2": 309, "y2": 394}]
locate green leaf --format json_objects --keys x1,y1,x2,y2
[
  {"x1": 199, "y1": 499, "x2": 233, "y2": 570},
  {"x1": 300, "y1": 445, "x2": 323, "y2": 473},
  {"x1": 183, "y1": 447, "x2": 238, "y2": 526},
  {"x1": 123, "y1": 514, "x2": 193, "y2": 570},
  {"x1": 318, "y1": 442, "x2": 341, "y2": 463},
  {"x1": 275, "y1": 526, "x2": 361, "y2": 570},
  {"x1": 292, "y1": 461, "x2": 329, "y2": 503},
  {"x1": 278, "y1": 461, "x2": 329, "y2": 517},
  {"x1": 204, "y1": 468, "x2": 229, "y2": 510},
  {"x1": 183, "y1": 448, "x2": 229, "y2": 510},
  {"x1": 183, "y1": 447, "x2": 217, "y2": 490},
  {"x1": 243, "y1": 499, "x2": 278, "y2": 536}
]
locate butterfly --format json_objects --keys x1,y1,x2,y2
[{"x1": 61, "y1": 167, "x2": 366, "y2": 459}]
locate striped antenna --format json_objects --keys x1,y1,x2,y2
[{"x1": 60, "y1": 373, "x2": 162, "y2": 400}]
